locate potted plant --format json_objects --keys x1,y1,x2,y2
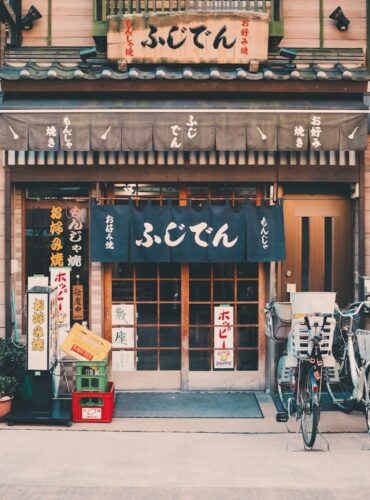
[{"x1": 0, "y1": 338, "x2": 26, "y2": 418}]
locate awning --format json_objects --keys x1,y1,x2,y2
[{"x1": 0, "y1": 99, "x2": 367, "y2": 152}]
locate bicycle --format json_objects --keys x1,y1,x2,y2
[
  {"x1": 275, "y1": 312, "x2": 336, "y2": 448},
  {"x1": 326, "y1": 301, "x2": 370, "y2": 433}
]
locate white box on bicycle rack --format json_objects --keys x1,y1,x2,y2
[{"x1": 291, "y1": 292, "x2": 336, "y2": 316}]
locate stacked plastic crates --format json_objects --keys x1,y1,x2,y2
[{"x1": 71, "y1": 358, "x2": 115, "y2": 422}]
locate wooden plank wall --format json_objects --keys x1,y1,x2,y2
[
  {"x1": 365, "y1": 136, "x2": 370, "y2": 277},
  {"x1": 22, "y1": 0, "x2": 94, "y2": 47},
  {"x1": 280, "y1": 0, "x2": 366, "y2": 52},
  {"x1": 19, "y1": 0, "x2": 368, "y2": 53}
]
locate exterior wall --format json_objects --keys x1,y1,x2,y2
[
  {"x1": 0, "y1": 154, "x2": 5, "y2": 338},
  {"x1": 21, "y1": 0, "x2": 94, "y2": 47},
  {"x1": 90, "y1": 262, "x2": 103, "y2": 336},
  {"x1": 13, "y1": 188, "x2": 23, "y2": 337},
  {"x1": 281, "y1": 0, "x2": 366, "y2": 52},
  {"x1": 365, "y1": 137, "x2": 370, "y2": 277},
  {"x1": 19, "y1": 0, "x2": 366, "y2": 52}
]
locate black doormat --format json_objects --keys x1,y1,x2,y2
[
  {"x1": 271, "y1": 392, "x2": 345, "y2": 412},
  {"x1": 114, "y1": 391, "x2": 263, "y2": 418}
]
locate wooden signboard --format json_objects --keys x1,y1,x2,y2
[
  {"x1": 72, "y1": 284, "x2": 84, "y2": 320},
  {"x1": 108, "y1": 11, "x2": 269, "y2": 65}
]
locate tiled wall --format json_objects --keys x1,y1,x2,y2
[{"x1": 0, "y1": 155, "x2": 5, "y2": 338}]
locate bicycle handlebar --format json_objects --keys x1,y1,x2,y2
[{"x1": 335, "y1": 301, "x2": 370, "y2": 318}]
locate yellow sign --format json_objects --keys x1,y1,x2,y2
[
  {"x1": 61, "y1": 323, "x2": 112, "y2": 362},
  {"x1": 108, "y1": 11, "x2": 269, "y2": 65}
]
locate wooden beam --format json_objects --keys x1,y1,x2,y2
[
  {"x1": 9, "y1": 165, "x2": 278, "y2": 183},
  {"x1": 9, "y1": 165, "x2": 361, "y2": 184},
  {"x1": 2, "y1": 79, "x2": 367, "y2": 94},
  {"x1": 278, "y1": 165, "x2": 360, "y2": 183}
]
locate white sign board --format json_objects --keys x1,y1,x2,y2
[
  {"x1": 28, "y1": 275, "x2": 49, "y2": 289},
  {"x1": 112, "y1": 327, "x2": 135, "y2": 348},
  {"x1": 50, "y1": 267, "x2": 71, "y2": 349},
  {"x1": 112, "y1": 350, "x2": 136, "y2": 371},
  {"x1": 112, "y1": 304, "x2": 135, "y2": 326},
  {"x1": 27, "y1": 292, "x2": 49, "y2": 370},
  {"x1": 214, "y1": 305, "x2": 234, "y2": 369}
]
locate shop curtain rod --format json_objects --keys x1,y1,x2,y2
[
  {"x1": 95, "y1": 196, "x2": 280, "y2": 202},
  {"x1": 0, "y1": 109, "x2": 368, "y2": 114}
]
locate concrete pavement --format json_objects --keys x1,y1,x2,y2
[{"x1": 0, "y1": 393, "x2": 370, "y2": 499}]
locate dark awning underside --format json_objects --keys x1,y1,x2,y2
[{"x1": 0, "y1": 99, "x2": 367, "y2": 152}]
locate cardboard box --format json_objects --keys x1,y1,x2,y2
[{"x1": 61, "y1": 323, "x2": 111, "y2": 361}]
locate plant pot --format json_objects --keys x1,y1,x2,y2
[{"x1": 0, "y1": 396, "x2": 13, "y2": 419}]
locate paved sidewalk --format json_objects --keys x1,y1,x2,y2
[
  {"x1": 0, "y1": 392, "x2": 367, "y2": 434},
  {"x1": 0, "y1": 430, "x2": 370, "y2": 499}
]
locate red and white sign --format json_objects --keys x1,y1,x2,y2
[
  {"x1": 214, "y1": 305, "x2": 234, "y2": 369},
  {"x1": 50, "y1": 266, "x2": 71, "y2": 349}
]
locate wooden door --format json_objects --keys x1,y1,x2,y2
[{"x1": 280, "y1": 197, "x2": 353, "y2": 307}]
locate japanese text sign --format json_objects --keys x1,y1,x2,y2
[
  {"x1": 90, "y1": 203, "x2": 286, "y2": 263},
  {"x1": 26, "y1": 287, "x2": 58, "y2": 371},
  {"x1": 214, "y1": 305, "x2": 234, "y2": 369},
  {"x1": 50, "y1": 267, "x2": 71, "y2": 348},
  {"x1": 108, "y1": 11, "x2": 269, "y2": 64}
]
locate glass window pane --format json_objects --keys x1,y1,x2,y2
[
  {"x1": 136, "y1": 263, "x2": 157, "y2": 278},
  {"x1": 112, "y1": 281, "x2": 134, "y2": 302},
  {"x1": 160, "y1": 327, "x2": 181, "y2": 347},
  {"x1": 237, "y1": 282, "x2": 258, "y2": 301},
  {"x1": 237, "y1": 304, "x2": 258, "y2": 325},
  {"x1": 237, "y1": 263, "x2": 258, "y2": 278},
  {"x1": 160, "y1": 280, "x2": 180, "y2": 301},
  {"x1": 136, "y1": 280, "x2": 157, "y2": 301},
  {"x1": 213, "y1": 281, "x2": 234, "y2": 302},
  {"x1": 112, "y1": 263, "x2": 134, "y2": 279},
  {"x1": 213, "y1": 263, "x2": 234, "y2": 278},
  {"x1": 137, "y1": 327, "x2": 157, "y2": 347},
  {"x1": 189, "y1": 304, "x2": 211, "y2": 325},
  {"x1": 189, "y1": 263, "x2": 211, "y2": 278},
  {"x1": 160, "y1": 304, "x2": 181, "y2": 324},
  {"x1": 238, "y1": 327, "x2": 258, "y2": 348},
  {"x1": 189, "y1": 350, "x2": 211, "y2": 371},
  {"x1": 137, "y1": 350, "x2": 157, "y2": 370},
  {"x1": 189, "y1": 327, "x2": 210, "y2": 348},
  {"x1": 237, "y1": 350, "x2": 258, "y2": 371},
  {"x1": 137, "y1": 304, "x2": 157, "y2": 325},
  {"x1": 189, "y1": 281, "x2": 210, "y2": 302},
  {"x1": 160, "y1": 350, "x2": 181, "y2": 370},
  {"x1": 159, "y1": 263, "x2": 180, "y2": 278}
]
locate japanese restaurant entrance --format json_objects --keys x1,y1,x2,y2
[{"x1": 104, "y1": 184, "x2": 266, "y2": 390}]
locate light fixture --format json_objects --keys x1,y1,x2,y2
[
  {"x1": 21, "y1": 6, "x2": 42, "y2": 31},
  {"x1": 329, "y1": 6, "x2": 350, "y2": 32},
  {"x1": 279, "y1": 48, "x2": 297, "y2": 69},
  {"x1": 79, "y1": 47, "x2": 98, "y2": 69}
]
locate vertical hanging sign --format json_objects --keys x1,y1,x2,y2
[
  {"x1": 72, "y1": 284, "x2": 84, "y2": 320},
  {"x1": 50, "y1": 267, "x2": 71, "y2": 348},
  {"x1": 27, "y1": 290, "x2": 48, "y2": 370},
  {"x1": 214, "y1": 305, "x2": 234, "y2": 369}
]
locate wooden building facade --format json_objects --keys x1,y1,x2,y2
[{"x1": 0, "y1": 0, "x2": 368, "y2": 391}]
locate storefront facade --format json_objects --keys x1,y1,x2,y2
[{"x1": 0, "y1": 0, "x2": 368, "y2": 391}]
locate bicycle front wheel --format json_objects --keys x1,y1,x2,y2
[{"x1": 300, "y1": 368, "x2": 319, "y2": 448}]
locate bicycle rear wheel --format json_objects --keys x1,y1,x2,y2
[
  {"x1": 326, "y1": 352, "x2": 355, "y2": 413},
  {"x1": 277, "y1": 355, "x2": 294, "y2": 412},
  {"x1": 300, "y1": 367, "x2": 319, "y2": 448}
]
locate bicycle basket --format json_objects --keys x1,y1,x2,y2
[
  {"x1": 355, "y1": 329, "x2": 370, "y2": 362},
  {"x1": 291, "y1": 316, "x2": 336, "y2": 360},
  {"x1": 265, "y1": 302, "x2": 292, "y2": 342}
]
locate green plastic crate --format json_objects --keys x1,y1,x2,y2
[{"x1": 75, "y1": 359, "x2": 108, "y2": 393}]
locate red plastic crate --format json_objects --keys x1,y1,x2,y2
[{"x1": 72, "y1": 382, "x2": 115, "y2": 423}]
